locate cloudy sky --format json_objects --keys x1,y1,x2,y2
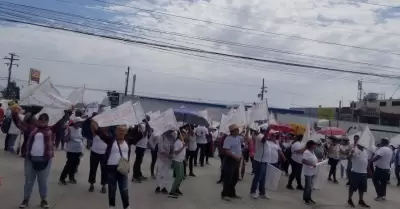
[{"x1": 1, "y1": 0, "x2": 400, "y2": 108}]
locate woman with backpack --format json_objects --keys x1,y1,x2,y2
[{"x1": 10, "y1": 105, "x2": 72, "y2": 209}]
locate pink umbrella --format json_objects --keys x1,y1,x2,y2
[{"x1": 317, "y1": 127, "x2": 346, "y2": 136}]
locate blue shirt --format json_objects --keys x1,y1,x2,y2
[{"x1": 223, "y1": 135, "x2": 243, "y2": 158}]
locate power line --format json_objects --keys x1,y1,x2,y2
[
  {"x1": 86, "y1": 0, "x2": 400, "y2": 55},
  {"x1": 347, "y1": 0, "x2": 400, "y2": 8},
  {"x1": 2, "y1": 16, "x2": 400, "y2": 80},
  {"x1": 3, "y1": 2, "x2": 400, "y2": 74}
]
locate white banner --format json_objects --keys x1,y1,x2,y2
[
  {"x1": 85, "y1": 102, "x2": 99, "y2": 117},
  {"x1": 132, "y1": 101, "x2": 146, "y2": 122},
  {"x1": 313, "y1": 159, "x2": 329, "y2": 190},
  {"x1": 358, "y1": 126, "x2": 376, "y2": 151},
  {"x1": 93, "y1": 101, "x2": 139, "y2": 127},
  {"x1": 248, "y1": 99, "x2": 268, "y2": 124},
  {"x1": 149, "y1": 109, "x2": 178, "y2": 135},
  {"x1": 67, "y1": 88, "x2": 85, "y2": 105},
  {"x1": 266, "y1": 163, "x2": 282, "y2": 191}
]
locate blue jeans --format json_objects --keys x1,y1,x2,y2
[
  {"x1": 107, "y1": 165, "x2": 129, "y2": 208},
  {"x1": 250, "y1": 160, "x2": 268, "y2": 195},
  {"x1": 303, "y1": 175, "x2": 314, "y2": 200},
  {"x1": 6, "y1": 134, "x2": 17, "y2": 151},
  {"x1": 24, "y1": 158, "x2": 52, "y2": 200}
]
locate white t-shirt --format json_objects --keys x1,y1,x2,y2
[
  {"x1": 30, "y1": 133, "x2": 45, "y2": 156},
  {"x1": 187, "y1": 135, "x2": 197, "y2": 151},
  {"x1": 136, "y1": 136, "x2": 148, "y2": 149},
  {"x1": 351, "y1": 147, "x2": 368, "y2": 174},
  {"x1": 173, "y1": 140, "x2": 186, "y2": 162},
  {"x1": 195, "y1": 126, "x2": 208, "y2": 144},
  {"x1": 266, "y1": 141, "x2": 281, "y2": 164},
  {"x1": 107, "y1": 141, "x2": 129, "y2": 165},
  {"x1": 302, "y1": 149, "x2": 318, "y2": 176},
  {"x1": 291, "y1": 141, "x2": 303, "y2": 163},
  {"x1": 8, "y1": 114, "x2": 23, "y2": 135},
  {"x1": 374, "y1": 146, "x2": 393, "y2": 169},
  {"x1": 91, "y1": 135, "x2": 107, "y2": 154}
]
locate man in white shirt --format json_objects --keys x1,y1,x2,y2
[
  {"x1": 347, "y1": 144, "x2": 370, "y2": 208},
  {"x1": 194, "y1": 126, "x2": 208, "y2": 167},
  {"x1": 132, "y1": 123, "x2": 149, "y2": 183},
  {"x1": 371, "y1": 138, "x2": 393, "y2": 201},
  {"x1": 168, "y1": 137, "x2": 186, "y2": 198}
]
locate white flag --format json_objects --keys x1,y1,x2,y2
[
  {"x1": 93, "y1": 101, "x2": 139, "y2": 127},
  {"x1": 149, "y1": 109, "x2": 178, "y2": 135}
]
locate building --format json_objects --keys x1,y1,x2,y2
[{"x1": 104, "y1": 92, "x2": 304, "y2": 122}]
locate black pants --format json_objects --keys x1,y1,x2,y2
[
  {"x1": 395, "y1": 166, "x2": 400, "y2": 184},
  {"x1": 221, "y1": 157, "x2": 239, "y2": 197},
  {"x1": 185, "y1": 150, "x2": 196, "y2": 175},
  {"x1": 373, "y1": 167, "x2": 390, "y2": 197},
  {"x1": 88, "y1": 151, "x2": 107, "y2": 185},
  {"x1": 133, "y1": 147, "x2": 146, "y2": 179},
  {"x1": 195, "y1": 143, "x2": 207, "y2": 166},
  {"x1": 107, "y1": 165, "x2": 129, "y2": 208},
  {"x1": 4, "y1": 133, "x2": 10, "y2": 151},
  {"x1": 288, "y1": 160, "x2": 303, "y2": 187},
  {"x1": 150, "y1": 147, "x2": 158, "y2": 177},
  {"x1": 219, "y1": 155, "x2": 224, "y2": 181},
  {"x1": 282, "y1": 159, "x2": 289, "y2": 175},
  {"x1": 328, "y1": 158, "x2": 339, "y2": 181},
  {"x1": 60, "y1": 152, "x2": 81, "y2": 181},
  {"x1": 55, "y1": 130, "x2": 65, "y2": 150}
]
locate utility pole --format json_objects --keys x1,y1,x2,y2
[
  {"x1": 131, "y1": 74, "x2": 136, "y2": 96},
  {"x1": 257, "y1": 78, "x2": 267, "y2": 100},
  {"x1": 4, "y1": 53, "x2": 19, "y2": 97},
  {"x1": 357, "y1": 79, "x2": 363, "y2": 101},
  {"x1": 124, "y1": 66, "x2": 130, "y2": 96}
]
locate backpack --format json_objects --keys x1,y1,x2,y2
[{"x1": 1, "y1": 116, "x2": 12, "y2": 134}]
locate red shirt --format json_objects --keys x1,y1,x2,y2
[{"x1": 0, "y1": 108, "x2": 4, "y2": 121}]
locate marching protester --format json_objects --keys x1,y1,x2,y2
[
  {"x1": 194, "y1": 125, "x2": 208, "y2": 167},
  {"x1": 302, "y1": 140, "x2": 318, "y2": 204},
  {"x1": 6, "y1": 101, "x2": 23, "y2": 153},
  {"x1": 59, "y1": 117, "x2": 85, "y2": 185},
  {"x1": 221, "y1": 124, "x2": 242, "y2": 201},
  {"x1": 280, "y1": 134, "x2": 292, "y2": 175},
  {"x1": 249, "y1": 128, "x2": 268, "y2": 199},
  {"x1": 132, "y1": 122, "x2": 150, "y2": 183},
  {"x1": 216, "y1": 132, "x2": 228, "y2": 184},
  {"x1": 88, "y1": 124, "x2": 108, "y2": 193},
  {"x1": 186, "y1": 127, "x2": 197, "y2": 177},
  {"x1": 148, "y1": 128, "x2": 159, "y2": 179},
  {"x1": 169, "y1": 130, "x2": 186, "y2": 198},
  {"x1": 347, "y1": 143, "x2": 370, "y2": 208},
  {"x1": 346, "y1": 135, "x2": 360, "y2": 185},
  {"x1": 371, "y1": 138, "x2": 393, "y2": 201},
  {"x1": 287, "y1": 135, "x2": 304, "y2": 190},
  {"x1": 325, "y1": 136, "x2": 340, "y2": 183},
  {"x1": 339, "y1": 137, "x2": 352, "y2": 179},
  {"x1": 268, "y1": 132, "x2": 286, "y2": 169},
  {"x1": 395, "y1": 145, "x2": 400, "y2": 186},
  {"x1": 11, "y1": 105, "x2": 72, "y2": 209},
  {"x1": 94, "y1": 124, "x2": 131, "y2": 209},
  {"x1": 155, "y1": 128, "x2": 177, "y2": 194}
]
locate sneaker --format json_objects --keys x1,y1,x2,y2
[
  {"x1": 131, "y1": 178, "x2": 142, "y2": 183},
  {"x1": 286, "y1": 185, "x2": 294, "y2": 190},
  {"x1": 374, "y1": 196, "x2": 384, "y2": 201},
  {"x1": 250, "y1": 193, "x2": 258, "y2": 199},
  {"x1": 304, "y1": 199, "x2": 310, "y2": 204},
  {"x1": 68, "y1": 179, "x2": 77, "y2": 184},
  {"x1": 189, "y1": 173, "x2": 196, "y2": 177},
  {"x1": 88, "y1": 184, "x2": 94, "y2": 192},
  {"x1": 221, "y1": 196, "x2": 230, "y2": 201},
  {"x1": 358, "y1": 200, "x2": 370, "y2": 208},
  {"x1": 140, "y1": 176, "x2": 148, "y2": 181},
  {"x1": 19, "y1": 200, "x2": 29, "y2": 208},
  {"x1": 161, "y1": 188, "x2": 168, "y2": 194},
  {"x1": 151, "y1": 175, "x2": 156, "y2": 179},
  {"x1": 168, "y1": 192, "x2": 179, "y2": 198},
  {"x1": 333, "y1": 180, "x2": 339, "y2": 184},
  {"x1": 155, "y1": 187, "x2": 161, "y2": 193},
  {"x1": 296, "y1": 186, "x2": 304, "y2": 190},
  {"x1": 59, "y1": 179, "x2": 67, "y2": 185},
  {"x1": 259, "y1": 194, "x2": 270, "y2": 199},
  {"x1": 40, "y1": 200, "x2": 49, "y2": 209},
  {"x1": 347, "y1": 199, "x2": 355, "y2": 208},
  {"x1": 309, "y1": 199, "x2": 316, "y2": 204},
  {"x1": 176, "y1": 189, "x2": 183, "y2": 196},
  {"x1": 101, "y1": 186, "x2": 107, "y2": 194},
  {"x1": 381, "y1": 196, "x2": 386, "y2": 201}
]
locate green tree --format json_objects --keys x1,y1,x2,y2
[{"x1": 1, "y1": 80, "x2": 20, "y2": 100}]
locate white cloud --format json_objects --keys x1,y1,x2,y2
[{"x1": 1, "y1": 0, "x2": 400, "y2": 108}]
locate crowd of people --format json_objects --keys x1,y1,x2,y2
[{"x1": 1, "y1": 101, "x2": 400, "y2": 209}]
